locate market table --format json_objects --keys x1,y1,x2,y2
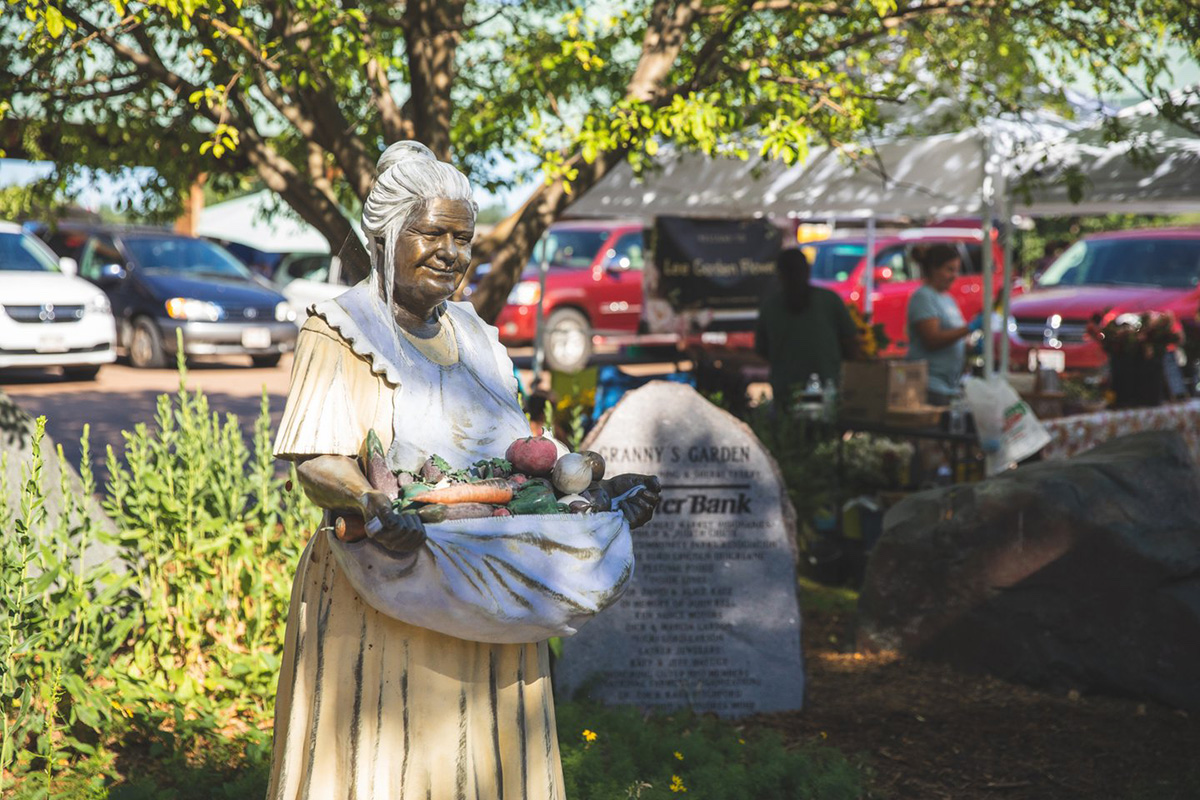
[{"x1": 1041, "y1": 399, "x2": 1200, "y2": 464}]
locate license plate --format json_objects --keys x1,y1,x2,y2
[
  {"x1": 36, "y1": 335, "x2": 67, "y2": 353},
  {"x1": 241, "y1": 327, "x2": 271, "y2": 349},
  {"x1": 1028, "y1": 349, "x2": 1065, "y2": 373}
]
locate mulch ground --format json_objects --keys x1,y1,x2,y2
[{"x1": 746, "y1": 597, "x2": 1200, "y2": 799}]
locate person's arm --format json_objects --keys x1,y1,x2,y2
[
  {"x1": 912, "y1": 317, "x2": 970, "y2": 351},
  {"x1": 296, "y1": 454, "x2": 425, "y2": 552},
  {"x1": 834, "y1": 299, "x2": 861, "y2": 361},
  {"x1": 908, "y1": 289, "x2": 969, "y2": 352},
  {"x1": 754, "y1": 306, "x2": 769, "y2": 359}
]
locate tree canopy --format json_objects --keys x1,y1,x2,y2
[{"x1": 3, "y1": 0, "x2": 1196, "y2": 319}]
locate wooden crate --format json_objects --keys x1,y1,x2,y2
[{"x1": 840, "y1": 360, "x2": 928, "y2": 422}]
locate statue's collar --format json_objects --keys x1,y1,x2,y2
[{"x1": 309, "y1": 284, "x2": 477, "y2": 387}]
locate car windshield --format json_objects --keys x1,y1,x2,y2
[
  {"x1": 531, "y1": 230, "x2": 611, "y2": 269},
  {"x1": 802, "y1": 241, "x2": 866, "y2": 282},
  {"x1": 1037, "y1": 237, "x2": 1200, "y2": 290},
  {"x1": 0, "y1": 231, "x2": 61, "y2": 272},
  {"x1": 124, "y1": 235, "x2": 254, "y2": 279}
]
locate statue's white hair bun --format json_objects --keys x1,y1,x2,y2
[{"x1": 375, "y1": 141, "x2": 437, "y2": 177}]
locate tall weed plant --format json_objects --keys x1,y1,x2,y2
[{"x1": 1, "y1": 354, "x2": 319, "y2": 796}]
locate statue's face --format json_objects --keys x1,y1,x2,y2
[{"x1": 391, "y1": 197, "x2": 474, "y2": 314}]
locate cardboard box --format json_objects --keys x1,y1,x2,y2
[{"x1": 840, "y1": 360, "x2": 928, "y2": 421}]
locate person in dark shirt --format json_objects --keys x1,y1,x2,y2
[{"x1": 755, "y1": 247, "x2": 859, "y2": 409}]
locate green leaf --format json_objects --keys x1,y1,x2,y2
[{"x1": 44, "y1": 6, "x2": 65, "y2": 38}]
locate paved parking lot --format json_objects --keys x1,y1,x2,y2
[
  {"x1": 1, "y1": 356, "x2": 294, "y2": 485},
  {"x1": 1, "y1": 346, "x2": 701, "y2": 489}
]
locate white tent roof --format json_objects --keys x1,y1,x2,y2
[
  {"x1": 1015, "y1": 93, "x2": 1200, "y2": 215},
  {"x1": 567, "y1": 132, "x2": 994, "y2": 222},
  {"x1": 568, "y1": 111, "x2": 1200, "y2": 221},
  {"x1": 197, "y1": 189, "x2": 330, "y2": 253}
]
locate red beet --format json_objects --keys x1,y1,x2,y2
[{"x1": 505, "y1": 436, "x2": 559, "y2": 477}]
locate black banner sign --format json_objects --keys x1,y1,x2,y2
[{"x1": 649, "y1": 217, "x2": 782, "y2": 312}]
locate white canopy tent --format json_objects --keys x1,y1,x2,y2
[
  {"x1": 1014, "y1": 97, "x2": 1200, "y2": 216},
  {"x1": 197, "y1": 189, "x2": 331, "y2": 254},
  {"x1": 568, "y1": 105, "x2": 1200, "y2": 373}
]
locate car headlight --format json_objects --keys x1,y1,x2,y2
[
  {"x1": 506, "y1": 280, "x2": 541, "y2": 306},
  {"x1": 165, "y1": 297, "x2": 222, "y2": 321},
  {"x1": 275, "y1": 301, "x2": 297, "y2": 322},
  {"x1": 88, "y1": 294, "x2": 111, "y2": 315},
  {"x1": 1006, "y1": 314, "x2": 1018, "y2": 334}
]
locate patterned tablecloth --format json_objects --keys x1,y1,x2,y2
[{"x1": 1041, "y1": 399, "x2": 1200, "y2": 463}]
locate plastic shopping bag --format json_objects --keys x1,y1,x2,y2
[{"x1": 962, "y1": 375, "x2": 1051, "y2": 475}]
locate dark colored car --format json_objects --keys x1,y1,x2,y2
[
  {"x1": 34, "y1": 223, "x2": 298, "y2": 368},
  {"x1": 494, "y1": 220, "x2": 646, "y2": 372},
  {"x1": 1006, "y1": 228, "x2": 1200, "y2": 373}
]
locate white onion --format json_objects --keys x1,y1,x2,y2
[{"x1": 552, "y1": 453, "x2": 592, "y2": 495}]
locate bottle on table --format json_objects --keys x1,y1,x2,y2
[{"x1": 821, "y1": 377, "x2": 838, "y2": 423}]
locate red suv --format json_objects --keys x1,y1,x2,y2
[
  {"x1": 1006, "y1": 228, "x2": 1200, "y2": 373},
  {"x1": 803, "y1": 228, "x2": 1006, "y2": 356},
  {"x1": 495, "y1": 220, "x2": 645, "y2": 372}
]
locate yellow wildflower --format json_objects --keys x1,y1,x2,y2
[
  {"x1": 581, "y1": 729, "x2": 597, "y2": 743},
  {"x1": 673, "y1": 751, "x2": 684, "y2": 761},
  {"x1": 670, "y1": 775, "x2": 687, "y2": 793}
]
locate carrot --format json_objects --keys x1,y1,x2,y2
[
  {"x1": 417, "y1": 503, "x2": 497, "y2": 523},
  {"x1": 409, "y1": 478, "x2": 514, "y2": 506}
]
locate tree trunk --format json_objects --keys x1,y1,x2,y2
[
  {"x1": 404, "y1": 0, "x2": 466, "y2": 161},
  {"x1": 468, "y1": 148, "x2": 627, "y2": 322},
  {"x1": 468, "y1": 0, "x2": 704, "y2": 323}
]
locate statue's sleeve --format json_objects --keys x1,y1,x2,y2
[{"x1": 273, "y1": 318, "x2": 373, "y2": 461}]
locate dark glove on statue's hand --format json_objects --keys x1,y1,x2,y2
[
  {"x1": 360, "y1": 490, "x2": 426, "y2": 553},
  {"x1": 602, "y1": 474, "x2": 662, "y2": 530}
]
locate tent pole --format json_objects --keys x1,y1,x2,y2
[
  {"x1": 531, "y1": 234, "x2": 551, "y2": 386},
  {"x1": 981, "y1": 138, "x2": 996, "y2": 377},
  {"x1": 864, "y1": 217, "x2": 876, "y2": 317},
  {"x1": 1000, "y1": 192, "x2": 1015, "y2": 375}
]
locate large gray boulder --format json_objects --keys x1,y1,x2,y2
[
  {"x1": 1, "y1": 389, "x2": 119, "y2": 571},
  {"x1": 858, "y1": 431, "x2": 1200, "y2": 711}
]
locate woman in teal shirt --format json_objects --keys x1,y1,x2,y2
[{"x1": 905, "y1": 243, "x2": 971, "y2": 405}]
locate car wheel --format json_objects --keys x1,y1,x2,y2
[
  {"x1": 62, "y1": 365, "x2": 101, "y2": 381},
  {"x1": 543, "y1": 308, "x2": 592, "y2": 373},
  {"x1": 129, "y1": 318, "x2": 167, "y2": 368},
  {"x1": 251, "y1": 354, "x2": 282, "y2": 368}
]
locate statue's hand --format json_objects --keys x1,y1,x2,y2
[
  {"x1": 359, "y1": 490, "x2": 426, "y2": 553},
  {"x1": 602, "y1": 474, "x2": 662, "y2": 530}
]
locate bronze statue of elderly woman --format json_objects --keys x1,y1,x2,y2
[{"x1": 268, "y1": 141, "x2": 660, "y2": 799}]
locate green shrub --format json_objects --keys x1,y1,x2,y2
[
  {"x1": 1, "y1": 358, "x2": 319, "y2": 796},
  {"x1": 556, "y1": 703, "x2": 862, "y2": 799},
  {"x1": 2, "y1": 361, "x2": 865, "y2": 798}
]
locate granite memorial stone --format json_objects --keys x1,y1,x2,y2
[{"x1": 556, "y1": 381, "x2": 804, "y2": 716}]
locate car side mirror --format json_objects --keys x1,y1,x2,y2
[
  {"x1": 96, "y1": 262, "x2": 127, "y2": 287},
  {"x1": 59, "y1": 256, "x2": 78, "y2": 277},
  {"x1": 603, "y1": 255, "x2": 631, "y2": 273}
]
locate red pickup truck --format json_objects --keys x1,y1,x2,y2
[
  {"x1": 1005, "y1": 228, "x2": 1200, "y2": 373},
  {"x1": 494, "y1": 220, "x2": 646, "y2": 372},
  {"x1": 495, "y1": 223, "x2": 1007, "y2": 371},
  {"x1": 803, "y1": 228, "x2": 1006, "y2": 356}
]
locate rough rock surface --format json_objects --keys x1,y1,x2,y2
[
  {"x1": 858, "y1": 430, "x2": 1200, "y2": 711},
  {"x1": 556, "y1": 381, "x2": 804, "y2": 716},
  {"x1": 1, "y1": 389, "x2": 118, "y2": 570}
]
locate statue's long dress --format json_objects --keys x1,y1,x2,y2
[{"x1": 268, "y1": 299, "x2": 566, "y2": 800}]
